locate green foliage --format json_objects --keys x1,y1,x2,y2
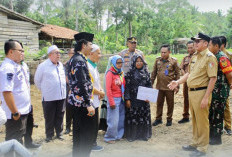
[
  {"x1": 0, "y1": 50, "x2": 5, "y2": 60},
  {"x1": 2, "y1": 0, "x2": 232, "y2": 54}
]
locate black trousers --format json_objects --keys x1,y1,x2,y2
[
  {"x1": 66, "y1": 102, "x2": 74, "y2": 130},
  {"x1": 42, "y1": 99, "x2": 65, "y2": 138},
  {"x1": 5, "y1": 114, "x2": 28, "y2": 144},
  {"x1": 72, "y1": 106, "x2": 95, "y2": 157},
  {"x1": 93, "y1": 107, "x2": 99, "y2": 146},
  {"x1": 24, "y1": 106, "x2": 34, "y2": 145}
]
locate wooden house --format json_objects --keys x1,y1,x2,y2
[{"x1": 0, "y1": 5, "x2": 42, "y2": 53}]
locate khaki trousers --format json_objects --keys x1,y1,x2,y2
[
  {"x1": 224, "y1": 98, "x2": 231, "y2": 130},
  {"x1": 156, "y1": 90, "x2": 174, "y2": 121},
  {"x1": 189, "y1": 89, "x2": 211, "y2": 153}
]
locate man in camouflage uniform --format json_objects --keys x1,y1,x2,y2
[
  {"x1": 208, "y1": 36, "x2": 232, "y2": 145},
  {"x1": 119, "y1": 37, "x2": 144, "y2": 74},
  {"x1": 219, "y1": 36, "x2": 232, "y2": 135},
  {"x1": 151, "y1": 44, "x2": 180, "y2": 127}
]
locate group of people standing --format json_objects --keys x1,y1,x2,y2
[{"x1": 0, "y1": 31, "x2": 232, "y2": 157}]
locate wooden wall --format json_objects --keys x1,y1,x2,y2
[{"x1": 0, "y1": 11, "x2": 40, "y2": 53}]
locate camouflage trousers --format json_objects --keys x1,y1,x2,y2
[{"x1": 209, "y1": 98, "x2": 227, "y2": 136}]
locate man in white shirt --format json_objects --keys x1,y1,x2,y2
[
  {"x1": 34, "y1": 45, "x2": 66, "y2": 142},
  {"x1": 87, "y1": 44, "x2": 105, "y2": 151},
  {"x1": 0, "y1": 39, "x2": 31, "y2": 143}
]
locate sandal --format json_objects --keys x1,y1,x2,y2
[{"x1": 105, "y1": 140, "x2": 115, "y2": 144}]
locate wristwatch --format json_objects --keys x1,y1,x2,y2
[{"x1": 12, "y1": 112, "x2": 19, "y2": 117}]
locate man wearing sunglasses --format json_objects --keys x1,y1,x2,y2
[
  {"x1": 168, "y1": 33, "x2": 217, "y2": 157},
  {"x1": 34, "y1": 45, "x2": 66, "y2": 142}
]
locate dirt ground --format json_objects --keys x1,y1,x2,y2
[{"x1": 0, "y1": 84, "x2": 232, "y2": 157}]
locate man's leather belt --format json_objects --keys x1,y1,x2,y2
[{"x1": 189, "y1": 86, "x2": 207, "y2": 91}]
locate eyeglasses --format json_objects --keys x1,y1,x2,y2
[
  {"x1": 12, "y1": 49, "x2": 24, "y2": 53},
  {"x1": 53, "y1": 51, "x2": 61, "y2": 55},
  {"x1": 136, "y1": 61, "x2": 143, "y2": 63},
  {"x1": 116, "y1": 62, "x2": 124, "y2": 64}
]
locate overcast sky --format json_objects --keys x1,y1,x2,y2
[{"x1": 187, "y1": 0, "x2": 232, "y2": 14}]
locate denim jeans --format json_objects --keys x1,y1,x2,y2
[
  {"x1": 104, "y1": 97, "x2": 125, "y2": 141},
  {"x1": 0, "y1": 139, "x2": 32, "y2": 157}
]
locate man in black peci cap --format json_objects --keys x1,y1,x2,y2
[
  {"x1": 168, "y1": 32, "x2": 217, "y2": 157},
  {"x1": 67, "y1": 32, "x2": 95, "y2": 157},
  {"x1": 119, "y1": 37, "x2": 144, "y2": 74}
]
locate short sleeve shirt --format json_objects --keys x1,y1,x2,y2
[
  {"x1": 187, "y1": 49, "x2": 218, "y2": 88},
  {"x1": 0, "y1": 58, "x2": 30, "y2": 119},
  {"x1": 119, "y1": 49, "x2": 143, "y2": 74}
]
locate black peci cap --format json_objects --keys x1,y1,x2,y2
[{"x1": 74, "y1": 32, "x2": 94, "y2": 42}]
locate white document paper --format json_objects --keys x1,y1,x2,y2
[{"x1": 136, "y1": 86, "x2": 159, "y2": 103}]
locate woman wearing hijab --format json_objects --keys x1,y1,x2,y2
[
  {"x1": 99, "y1": 56, "x2": 113, "y2": 131},
  {"x1": 104, "y1": 55, "x2": 125, "y2": 144},
  {"x1": 124, "y1": 54, "x2": 152, "y2": 142}
]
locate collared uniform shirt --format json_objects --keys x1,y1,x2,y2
[
  {"x1": 87, "y1": 62, "x2": 101, "y2": 108},
  {"x1": 34, "y1": 59, "x2": 66, "y2": 101},
  {"x1": 187, "y1": 49, "x2": 218, "y2": 88},
  {"x1": 180, "y1": 54, "x2": 193, "y2": 73},
  {"x1": 67, "y1": 52, "x2": 93, "y2": 108},
  {"x1": 119, "y1": 49, "x2": 144, "y2": 74},
  {"x1": 0, "y1": 58, "x2": 30, "y2": 119},
  {"x1": 213, "y1": 51, "x2": 232, "y2": 99},
  {"x1": 222, "y1": 49, "x2": 232, "y2": 63},
  {"x1": 151, "y1": 56, "x2": 180, "y2": 90}
]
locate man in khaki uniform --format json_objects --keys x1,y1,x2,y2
[
  {"x1": 119, "y1": 37, "x2": 144, "y2": 74},
  {"x1": 168, "y1": 33, "x2": 217, "y2": 157},
  {"x1": 151, "y1": 44, "x2": 180, "y2": 127},
  {"x1": 178, "y1": 41, "x2": 195, "y2": 124},
  {"x1": 219, "y1": 36, "x2": 232, "y2": 135}
]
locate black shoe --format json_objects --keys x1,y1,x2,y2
[
  {"x1": 64, "y1": 129, "x2": 71, "y2": 135},
  {"x1": 182, "y1": 145, "x2": 196, "y2": 151},
  {"x1": 209, "y1": 135, "x2": 222, "y2": 145},
  {"x1": 57, "y1": 135, "x2": 64, "y2": 141},
  {"x1": 152, "y1": 120, "x2": 162, "y2": 126},
  {"x1": 189, "y1": 150, "x2": 206, "y2": 157},
  {"x1": 45, "y1": 137, "x2": 53, "y2": 143},
  {"x1": 25, "y1": 142, "x2": 41, "y2": 149},
  {"x1": 178, "y1": 118, "x2": 190, "y2": 124},
  {"x1": 224, "y1": 128, "x2": 232, "y2": 135},
  {"x1": 166, "y1": 120, "x2": 172, "y2": 126}
]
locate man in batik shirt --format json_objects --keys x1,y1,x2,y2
[{"x1": 68, "y1": 32, "x2": 95, "y2": 157}]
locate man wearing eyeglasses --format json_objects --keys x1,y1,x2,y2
[
  {"x1": 119, "y1": 37, "x2": 144, "y2": 74},
  {"x1": 168, "y1": 33, "x2": 217, "y2": 157},
  {"x1": 34, "y1": 45, "x2": 66, "y2": 142},
  {"x1": 0, "y1": 39, "x2": 31, "y2": 143}
]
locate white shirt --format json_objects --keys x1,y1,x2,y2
[
  {"x1": 0, "y1": 58, "x2": 31, "y2": 119},
  {"x1": 34, "y1": 59, "x2": 66, "y2": 101},
  {"x1": 21, "y1": 62, "x2": 32, "y2": 111},
  {"x1": 87, "y1": 62, "x2": 101, "y2": 108},
  {"x1": 0, "y1": 106, "x2": 7, "y2": 126}
]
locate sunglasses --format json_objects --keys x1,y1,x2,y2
[{"x1": 116, "y1": 62, "x2": 124, "y2": 64}]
